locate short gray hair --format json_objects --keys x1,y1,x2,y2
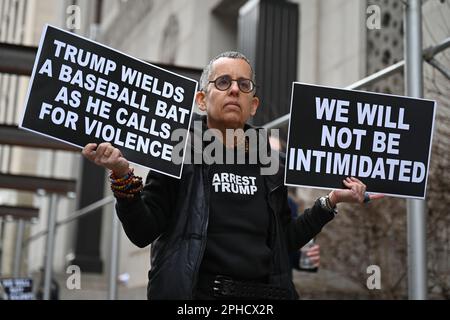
[{"x1": 199, "y1": 51, "x2": 256, "y2": 92}]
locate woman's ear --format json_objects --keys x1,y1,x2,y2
[
  {"x1": 250, "y1": 95, "x2": 259, "y2": 116},
  {"x1": 195, "y1": 91, "x2": 207, "y2": 112}
]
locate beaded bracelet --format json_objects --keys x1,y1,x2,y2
[
  {"x1": 112, "y1": 183, "x2": 143, "y2": 199},
  {"x1": 110, "y1": 169, "x2": 134, "y2": 185},
  {"x1": 109, "y1": 169, "x2": 143, "y2": 199},
  {"x1": 112, "y1": 189, "x2": 140, "y2": 199},
  {"x1": 110, "y1": 176, "x2": 143, "y2": 192}
]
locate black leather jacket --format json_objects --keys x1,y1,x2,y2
[{"x1": 116, "y1": 115, "x2": 334, "y2": 299}]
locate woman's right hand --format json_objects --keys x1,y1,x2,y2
[{"x1": 82, "y1": 142, "x2": 130, "y2": 177}]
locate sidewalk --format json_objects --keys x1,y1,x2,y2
[{"x1": 292, "y1": 268, "x2": 371, "y2": 299}]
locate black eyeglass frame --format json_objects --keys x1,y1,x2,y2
[{"x1": 208, "y1": 75, "x2": 256, "y2": 93}]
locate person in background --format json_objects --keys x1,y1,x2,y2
[
  {"x1": 288, "y1": 188, "x2": 320, "y2": 274},
  {"x1": 35, "y1": 267, "x2": 59, "y2": 300},
  {"x1": 270, "y1": 139, "x2": 321, "y2": 274}
]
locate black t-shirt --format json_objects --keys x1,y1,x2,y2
[{"x1": 198, "y1": 161, "x2": 272, "y2": 281}]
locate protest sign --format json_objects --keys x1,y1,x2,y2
[
  {"x1": 20, "y1": 25, "x2": 197, "y2": 178},
  {"x1": 0, "y1": 278, "x2": 34, "y2": 300},
  {"x1": 285, "y1": 83, "x2": 436, "y2": 199}
]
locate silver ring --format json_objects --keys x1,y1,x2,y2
[{"x1": 363, "y1": 192, "x2": 370, "y2": 203}]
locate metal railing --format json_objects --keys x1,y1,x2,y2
[
  {"x1": 263, "y1": 37, "x2": 450, "y2": 130},
  {"x1": 20, "y1": 194, "x2": 119, "y2": 300}
]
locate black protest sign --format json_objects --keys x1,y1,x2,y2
[
  {"x1": 0, "y1": 278, "x2": 34, "y2": 300},
  {"x1": 285, "y1": 83, "x2": 436, "y2": 199},
  {"x1": 20, "y1": 25, "x2": 197, "y2": 179}
]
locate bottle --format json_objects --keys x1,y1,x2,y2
[{"x1": 298, "y1": 239, "x2": 318, "y2": 272}]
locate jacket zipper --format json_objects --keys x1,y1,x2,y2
[
  {"x1": 190, "y1": 163, "x2": 211, "y2": 298},
  {"x1": 267, "y1": 183, "x2": 283, "y2": 280}
]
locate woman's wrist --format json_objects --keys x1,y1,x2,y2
[
  {"x1": 111, "y1": 167, "x2": 130, "y2": 179},
  {"x1": 110, "y1": 168, "x2": 143, "y2": 200},
  {"x1": 328, "y1": 191, "x2": 337, "y2": 208}
]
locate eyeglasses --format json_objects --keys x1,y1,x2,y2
[{"x1": 208, "y1": 75, "x2": 256, "y2": 93}]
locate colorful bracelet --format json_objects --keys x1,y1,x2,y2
[
  {"x1": 111, "y1": 178, "x2": 142, "y2": 192},
  {"x1": 112, "y1": 184, "x2": 143, "y2": 199},
  {"x1": 110, "y1": 170, "x2": 143, "y2": 200},
  {"x1": 110, "y1": 169, "x2": 134, "y2": 184},
  {"x1": 112, "y1": 189, "x2": 139, "y2": 199}
]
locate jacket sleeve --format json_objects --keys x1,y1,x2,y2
[
  {"x1": 115, "y1": 170, "x2": 178, "y2": 248},
  {"x1": 283, "y1": 195, "x2": 335, "y2": 253}
]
